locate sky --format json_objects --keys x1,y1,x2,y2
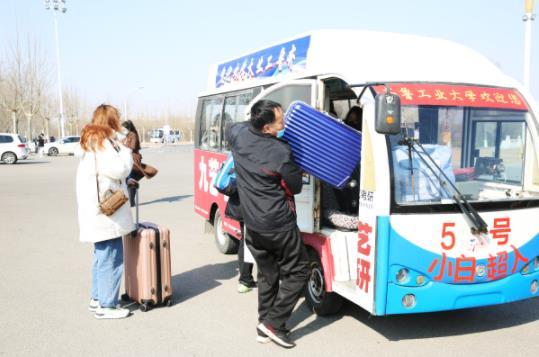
[{"x1": 1, "y1": 0, "x2": 538, "y2": 119}]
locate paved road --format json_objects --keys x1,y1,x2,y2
[{"x1": 1, "y1": 145, "x2": 538, "y2": 356}]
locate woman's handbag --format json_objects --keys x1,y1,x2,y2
[
  {"x1": 99, "y1": 189, "x2": 129, "y2": 216},
  {"x1": 141, "y1": 163, "x2": 158, "y2": 178},
  {"x1": 133, "y1": 160, "x2": 158, "y2": 179},
  {"x1": 95, "y1": 153, "x2": 128, "y2": 216}
]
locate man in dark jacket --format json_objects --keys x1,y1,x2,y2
[{"x1": 226, "y1": 100, "x2": 310, "y2": 349}]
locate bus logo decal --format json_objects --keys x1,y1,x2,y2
[
  {"x1": 356, "y1": 221, "x2": 373, "y2": 293},
  {"x1": 198, "y1": 155, "x2": 220, "y2": 197}
]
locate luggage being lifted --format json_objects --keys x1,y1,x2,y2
[
  {"x1": 122, "y1": 187, "x2": 173, "y2": 311},
  {"x1": 282, "y1": 101, "x2": 362, "y2": 189}
]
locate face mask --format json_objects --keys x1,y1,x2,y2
[{"x1": 277, "y1": 128, "x2": 286, "y2": 138}]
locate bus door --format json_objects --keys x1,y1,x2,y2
[{"x1": 249, "y1": 80, "x2": 318, "y2": 233}]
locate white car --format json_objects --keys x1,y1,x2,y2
[
  {"x1": 45, "y1": 136, "x2": 80, "y2": 156},
  {"x1": 0, "y1": 133, "x2": 29, "y2": 164},
  {"x1": 150, "y1": 129, "x2": 164, "y2": 144}
]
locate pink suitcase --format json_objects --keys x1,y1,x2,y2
[{"x1": 122, "y1": 189, "x2": 172, "y2": 311}]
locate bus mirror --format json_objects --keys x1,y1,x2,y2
[{"x1": 375, "y1": 91, "x2": 401, "y2": 135}]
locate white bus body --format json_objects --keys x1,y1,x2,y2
[{"x1": 194, "y1": 30, "x2": 539, "y2": 316}]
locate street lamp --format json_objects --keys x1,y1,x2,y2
[
  {"x1": 523, "y1": 0, "x2": 536, "y2": 91},
  {"x1": 44, "y1": 0, "x2": 67, "y2": 138},
  {"x1": 124, "y1": 86, "x2": 144, "y2": 121}
]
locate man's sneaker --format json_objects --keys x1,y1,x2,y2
[
  {"x1": 245, "y1": 281, "x2": 257, "y2": 288},
  {"x1": 256, "y1": 329, "x2": 271, "y2": 344},
  {"x1": 257, "y1": 323, "x2": 295, "y2": 349},
  {"x1": 237, "y1": 283, "x2": 253, "y2": 293},
  {"x1": 94, "y1": 306, "x2": 130, "y2": 319},
  {"x1": 88, "y1": 298, "x2": 100, "y2": 312},
  {"x1": 277, "y1": 327, "x2": 291, "y2": 337}
]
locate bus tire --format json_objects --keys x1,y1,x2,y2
[
  {"x1": 213, "y1": 210, "x2": 239, "y2": 254},
  {"x1": 304, "y1": 249, "x2": 343, "y2": 316}
]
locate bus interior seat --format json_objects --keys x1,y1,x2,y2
[{"x1": 321, "y1": 178, "x2": 360, "y2": 231}]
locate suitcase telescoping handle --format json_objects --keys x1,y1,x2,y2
[
  {"x1": 135, "y1": 186, "x2": 139, "y2": 226},
  {"x1": 133, "y1": 187, "x2": 151, "y2": 231},
  {"x1": 129, "y1": 184, "x2": 141, "y2": 238}
]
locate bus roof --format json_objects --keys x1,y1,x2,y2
[{"x1": 202, "y1": 29, "x2": 519, "y2": 96}]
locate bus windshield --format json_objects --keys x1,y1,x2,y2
[{"x1": 389, "y1": 105, "x2": 539, "y2": 207}]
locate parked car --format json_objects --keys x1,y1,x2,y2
[
  {"x1": 0, "y1": 133, "x2": 29, "y2": 164},
  {"x1": 44, "y1": 136, "x2": 80, "y2": 156},
  {"x1": 150, "y1": 129, "x2": 164, "y2": 144}
]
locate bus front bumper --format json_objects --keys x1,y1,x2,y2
[{"x1": 385, "y1": 269, "x2": 539, "y2": 314}]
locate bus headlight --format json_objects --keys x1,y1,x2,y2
[
  {"x1": 531, "y1": 280, "x2": 538, "y2": 295},
  {"x1": 521, "y1": 256, "x2": 539, "y2": 275},
  {"x1": 402, "y1": 294, "x2": 416, "y2": 309},
  {"x1": 392, "y1": 265, "x2": 429, "y2": 286},
  {"x1": 396, "y1": 268, "x2": 409, "y2": 284},
  {"x1": 475, "y1": 264, "x2": 486, "y2": 278}
]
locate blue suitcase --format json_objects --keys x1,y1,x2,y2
[{"x1": 282, "y1": 101, "x2": 362, "y2": 189}]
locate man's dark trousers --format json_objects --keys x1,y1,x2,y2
[
  {"x1": 238, "y1": 224, "x2": 255, "y2": 285},
  {"x1": 245, "y1": 226, "x2": 310, "y2": 330}
]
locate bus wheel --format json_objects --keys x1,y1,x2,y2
[
  {"x1": 213, "y1": 210, "x2": 239, "y2": 254},
  {"x1": 305, "y1": 249, "x2": 343, "y2": 316}
]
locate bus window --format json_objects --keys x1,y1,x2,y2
[
  {"x1": 222, "y1": 92, "x2": 252, "y2": 149},
  {"x1": 263, "y1": 84, "x2": 312, "y2": 112},
  {"x1": 498, "y1": 121, "x2": 525, "y2": 182},
  {"x1": 391, "y1": 106, "x2": 529, "y2": 205},
  {"x1": 199, "y1": 97, "x2": 223, "y2": 150}
]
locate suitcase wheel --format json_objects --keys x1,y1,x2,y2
[
  {"x1": 140, "y1": 303, "x2": 151, "y2": 312},
  {"x1": 165, "y1": 299, "x2": 172, "y2": 307}
]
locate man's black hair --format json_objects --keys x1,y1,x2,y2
[{"x1": 250, "y1": 100, "x2": 282, "y2": 130}]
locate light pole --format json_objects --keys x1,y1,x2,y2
[
  {"x1": 44, "y1": 0, "x2": 67, "y2": 138},
  {"x1": 523, "y1": 0, "x2": 536, "y2": 91},
  {"x1": 124, "y1": 86, "x2": 144, "y2": 121}
]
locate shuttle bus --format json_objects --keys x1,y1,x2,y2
[{"x1": 194, "y1": 30, "x2": 539, "y2": 315}]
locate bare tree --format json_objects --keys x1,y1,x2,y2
[
  {"x1": 0, "y1": 33, "x2": 24, "y2": 134},
  {"x1": 63, "y1": 86, "x2": 83, "y2": 135},
  {"x1": 36, "y1": 97, "x2": 56, "y2": 139},
  {"x1": 19, "y1": 35, "x2": 50, "y2": 140}
]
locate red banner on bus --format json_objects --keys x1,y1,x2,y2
[{"x1": 374, "y1": 84, "x2": 527, "y2": 110}]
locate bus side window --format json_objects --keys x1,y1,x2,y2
[
  {"x1": 222, "y1": 96, "x2": 238, "y2": 150},
  {"x1": 199, "y1": 97, "x2": 223, "y2": 150},
  {"x1": 264, "y1": 84, "x2": 312, "y2": 112},
  {"x1": 222, "y1": 92, "x2": 253, "y2": 150}
]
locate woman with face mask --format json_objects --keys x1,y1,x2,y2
[{"x1": 76, "y1": 104, "x2": 134, "y2": 319}]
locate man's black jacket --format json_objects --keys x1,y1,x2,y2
[{"x1": 226, "y1": 122, "x2": 303, "y2": 233}]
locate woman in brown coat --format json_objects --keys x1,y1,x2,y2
[
  {"x1": 121, "y1": 120, "x2": 143, "y2": 178},
  {"x1": 121, "y1": 120, "x2": 144, "y2": 206}
]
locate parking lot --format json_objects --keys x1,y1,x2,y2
[{"x1": 1, "y1": 144, "x2": 538, "y2": 356}]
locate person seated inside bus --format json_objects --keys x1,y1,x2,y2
[
  {"x1": 321, "y1": 165, "x2": 360, "y2": 231},
  {"x1": 344, "y1": 106, "x2": 362, "y2": 131}
]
